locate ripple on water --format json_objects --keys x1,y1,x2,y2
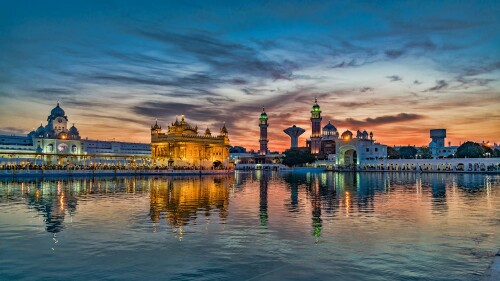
[{"x1": 0, "y1": 173, "x2": 498, "y2": 281}]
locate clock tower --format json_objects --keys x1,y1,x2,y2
[{"x1": 47, "y1": 101, "x2": 69, "y2": 137}]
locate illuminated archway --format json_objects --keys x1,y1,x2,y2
[{"x1": 338, "y1": 145, "x2": 358, "y2": 166}]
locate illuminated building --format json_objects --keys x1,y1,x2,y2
[
  {"x1": 259, "y1": 108, "x2": 269, "y2": 155},
  {"x1": 0, "y1": 102, "x2": 151, "y2": 165},
  {"x1": 305, "y1": 98, "x2": 387, "y2": 165},
  {"x1": 150, "y1": 115, "x2": 230, "y2": 168},
  {"x1": 310, "y1": 97, "x2": 322, "y2": 154}
]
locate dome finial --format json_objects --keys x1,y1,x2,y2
[
  {"x1": 315, "y1": 96, "x2": 317, "y2": 104},
  {"x1": 262, "y1": 106, "x2": 265, "y2": 112}
]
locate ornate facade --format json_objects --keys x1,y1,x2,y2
[
  {"x1": 151, "y1": 115, "x2": 230, "y2": 168},
  {"x1": 305, "y1": 99, "x2": 387, "y2": 165},
  {"x1": 0, "y1": 102, "x2": 151, "y2": 165}
]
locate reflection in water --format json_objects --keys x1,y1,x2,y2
[
  {"x1": 0, "y1": 173, "x2": 495, "y2": 237},
  {"x1": 0, "y1": 172, "x2": 498, "y2": 281},
  {"x1": 257, "y1": 172, "x2": 269, "y2": 227},
  {"x1": 24, "y1": 180, "x2": 78, "y2": 233},
  {"x1": 149, "y1": 176, "x2": 231, "y2": 229}
]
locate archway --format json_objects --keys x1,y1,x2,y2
[{"x1": 338, "y1": 145, "x2": 357, "y2": 166}]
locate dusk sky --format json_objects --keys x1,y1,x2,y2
[{"x1": 1, "y1": 0, "x2": 499, "y2": 152}]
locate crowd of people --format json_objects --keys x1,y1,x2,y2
[{"x1": 0, "y1": 163, "x2": 231, "y2": 171}]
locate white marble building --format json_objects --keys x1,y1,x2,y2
[
  {"x1": 0, "y1": 102, "x2": 150, "y2": 165},
  {"x1": 305, "y1": 99, "x2": 387, "y2": 166}
]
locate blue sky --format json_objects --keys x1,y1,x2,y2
[{"x1": 1, "y1": 0, "x2": 499, "y2": 150}]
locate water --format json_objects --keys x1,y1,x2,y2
[{"x1": 0, "y1": 172, "x2": 498, "y2": 281}]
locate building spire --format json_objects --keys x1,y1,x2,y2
[{"x1": 314, "y1": 96, "x2": 317, "y2": 104}]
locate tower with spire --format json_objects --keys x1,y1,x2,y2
[
  {"x1": 310, "y1": 97, "x2": 322, "y2": 154},
  {"x1": 259, "y1": 107, "x2": 269, "y2": 155}
]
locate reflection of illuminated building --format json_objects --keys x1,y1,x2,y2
[
  {"x1": 149, "y1": 176, "x2": 231, "y2": 228},
  {"x1": 311, "y1": 178, "x2": 322, "y2": 238},
  {"x1": 151, "y1": 115, "x2": 230, "y2": 168},
  {"x1": 259, "y1": 173, "x2": 269, "y2": 226},
  {"x1": 25, "y1": 180, "x2": 78, "y2": 233}
]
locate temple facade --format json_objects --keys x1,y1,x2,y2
[{"x1": 150, "y1": 115, "x2": 231, "y2": 168}]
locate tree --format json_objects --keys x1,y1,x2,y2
[
  {"x1": 282, "y1": 148, "x2": 316, "y2": 167},
  {"x1": 230, "y1": 146, "x2": 247, "y2": 153},
  {"x1": 399, "y1": 146, "x2": 418, "y2": 159},
  {"x1": 455, "y1": 141, "x2": 490, "y2": 158},
  {"x1": 387, "y1": 146, "x2": 400, "y2": 159},
  {"x1": 418, "y1": 146, "x2": 433, "y2": 159}
]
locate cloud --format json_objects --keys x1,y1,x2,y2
[
  {"x1": 331, "y1": 59, "x2": 359, "y2": 68},
  {"x1": 413, "y1": 80, "x2": 422, "y2": 85},
  {"x1": 331, "y1": 113, "x2": 425, "y2": 128},
  {"x1": 425, "y1": 80, "x2": 448, "y2": 92},
  {"x1": 385, "y1": 50, "x2": 404, "y2": 59},
  {"x1": 454, "y1": 77, "x2": 496, "y2": 89},
  {"x1": 460, "y1": 61, "x2": 500, "y2": 77},
  {"x1": 132, "y1": 29, "x2": 297, "y2": 81},
  {"x1": 386, "y1": 75, "x2": 402, "y2": 82},
  {"x1": 359, "y1": 87, "x2": 374, "y2": 93},
  {"x1": 0, "y1": 127, "x2": 28, "y2": 135}
]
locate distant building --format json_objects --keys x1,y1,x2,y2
[
  {"x1": 305, "y1": 98, "x2": 387, "y2": 165},
  {"x1": 429, "y1": 129, "x2": 458, "y2": 158},
  {"x1": 259, "y1": 108, "x2": 269, "y2": 155},
  {"x1": 284, "y1": 125, "x2": 305, "y2": 148},
  {"x1": 150, "y1": 115, "x2": 230, "y2": 168},
  {"x1": 231, "y1": 109, "x2": 283, "y2": 167},
  {"x1": 0, "y1": 102, "x2": 150, "y2": 165}
]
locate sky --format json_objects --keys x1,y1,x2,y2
[{"x1": 0, "y1": 0, "x2": 499, "y2": 152}]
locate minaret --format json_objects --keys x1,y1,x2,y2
[
  {"x1": 310, "y1": 97, "x2": 322, "y2": 154},
  {"x1": 151, "y1": 119, "x2": 162, "y2": 135},
  {"x1": 259, "y1": 108, "x2": 269, "y2": 155}
]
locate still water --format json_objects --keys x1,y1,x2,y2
[{"x1": 0, "y1": 172, "x2": 498, "y2": 281}]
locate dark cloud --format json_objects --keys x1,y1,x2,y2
[
  {"x1": 132, "y1": 101, "x2": 229, "y2": 127},
  {"x1": 78, "y1": 114, "x2": 151, "y2": 127},
  {"x1": 405, "y1": 39, "x2": 437, "y2": 51},
  {"x1": 455, "y1": 77, "x2": 496, "y2": 89},
  {"x1": 0, "y1": 127, "x2": 27, "y2": 135},
  {"x1": 331, "y1": 113, "x2": 425, "y2": 128},
  {"x1": 385, "y1": 50, "x2": 404, "y2": 59},
  {"x1": 386, "y1": 75, "x2": 402, "y2": 82},
  {"x1": 330, "y1": 58, "x2": 373, "y2": 69},
  {"x1": 425, "y1": 80, "x2": 448, "y2": 92},
  {"x1": 33, "y1": 87, "x2": 76, "y2": 100},
  {"x1": 132, "y1": 29, "x2": 296, "y2": 81},
  {"x1": 359, "y1": 87, "x2": 374, "y2": 93},
  {"x1": 413, "y1": 80, "x2": 422, "y2": 85},
  {"x1": 460, "y1": 61, "x2": 500, "y2": 77}
]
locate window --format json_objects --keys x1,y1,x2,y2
[
  {"x1": 375, "y1": 148, "x2": 378, "y2": 152},
  {"x1": 366, "y1": 148, "x2": 369, "y2": 152}
]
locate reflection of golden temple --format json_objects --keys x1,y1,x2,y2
[{"x1": 149, "y1": 176, "x2": 232, "y2": 228}]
